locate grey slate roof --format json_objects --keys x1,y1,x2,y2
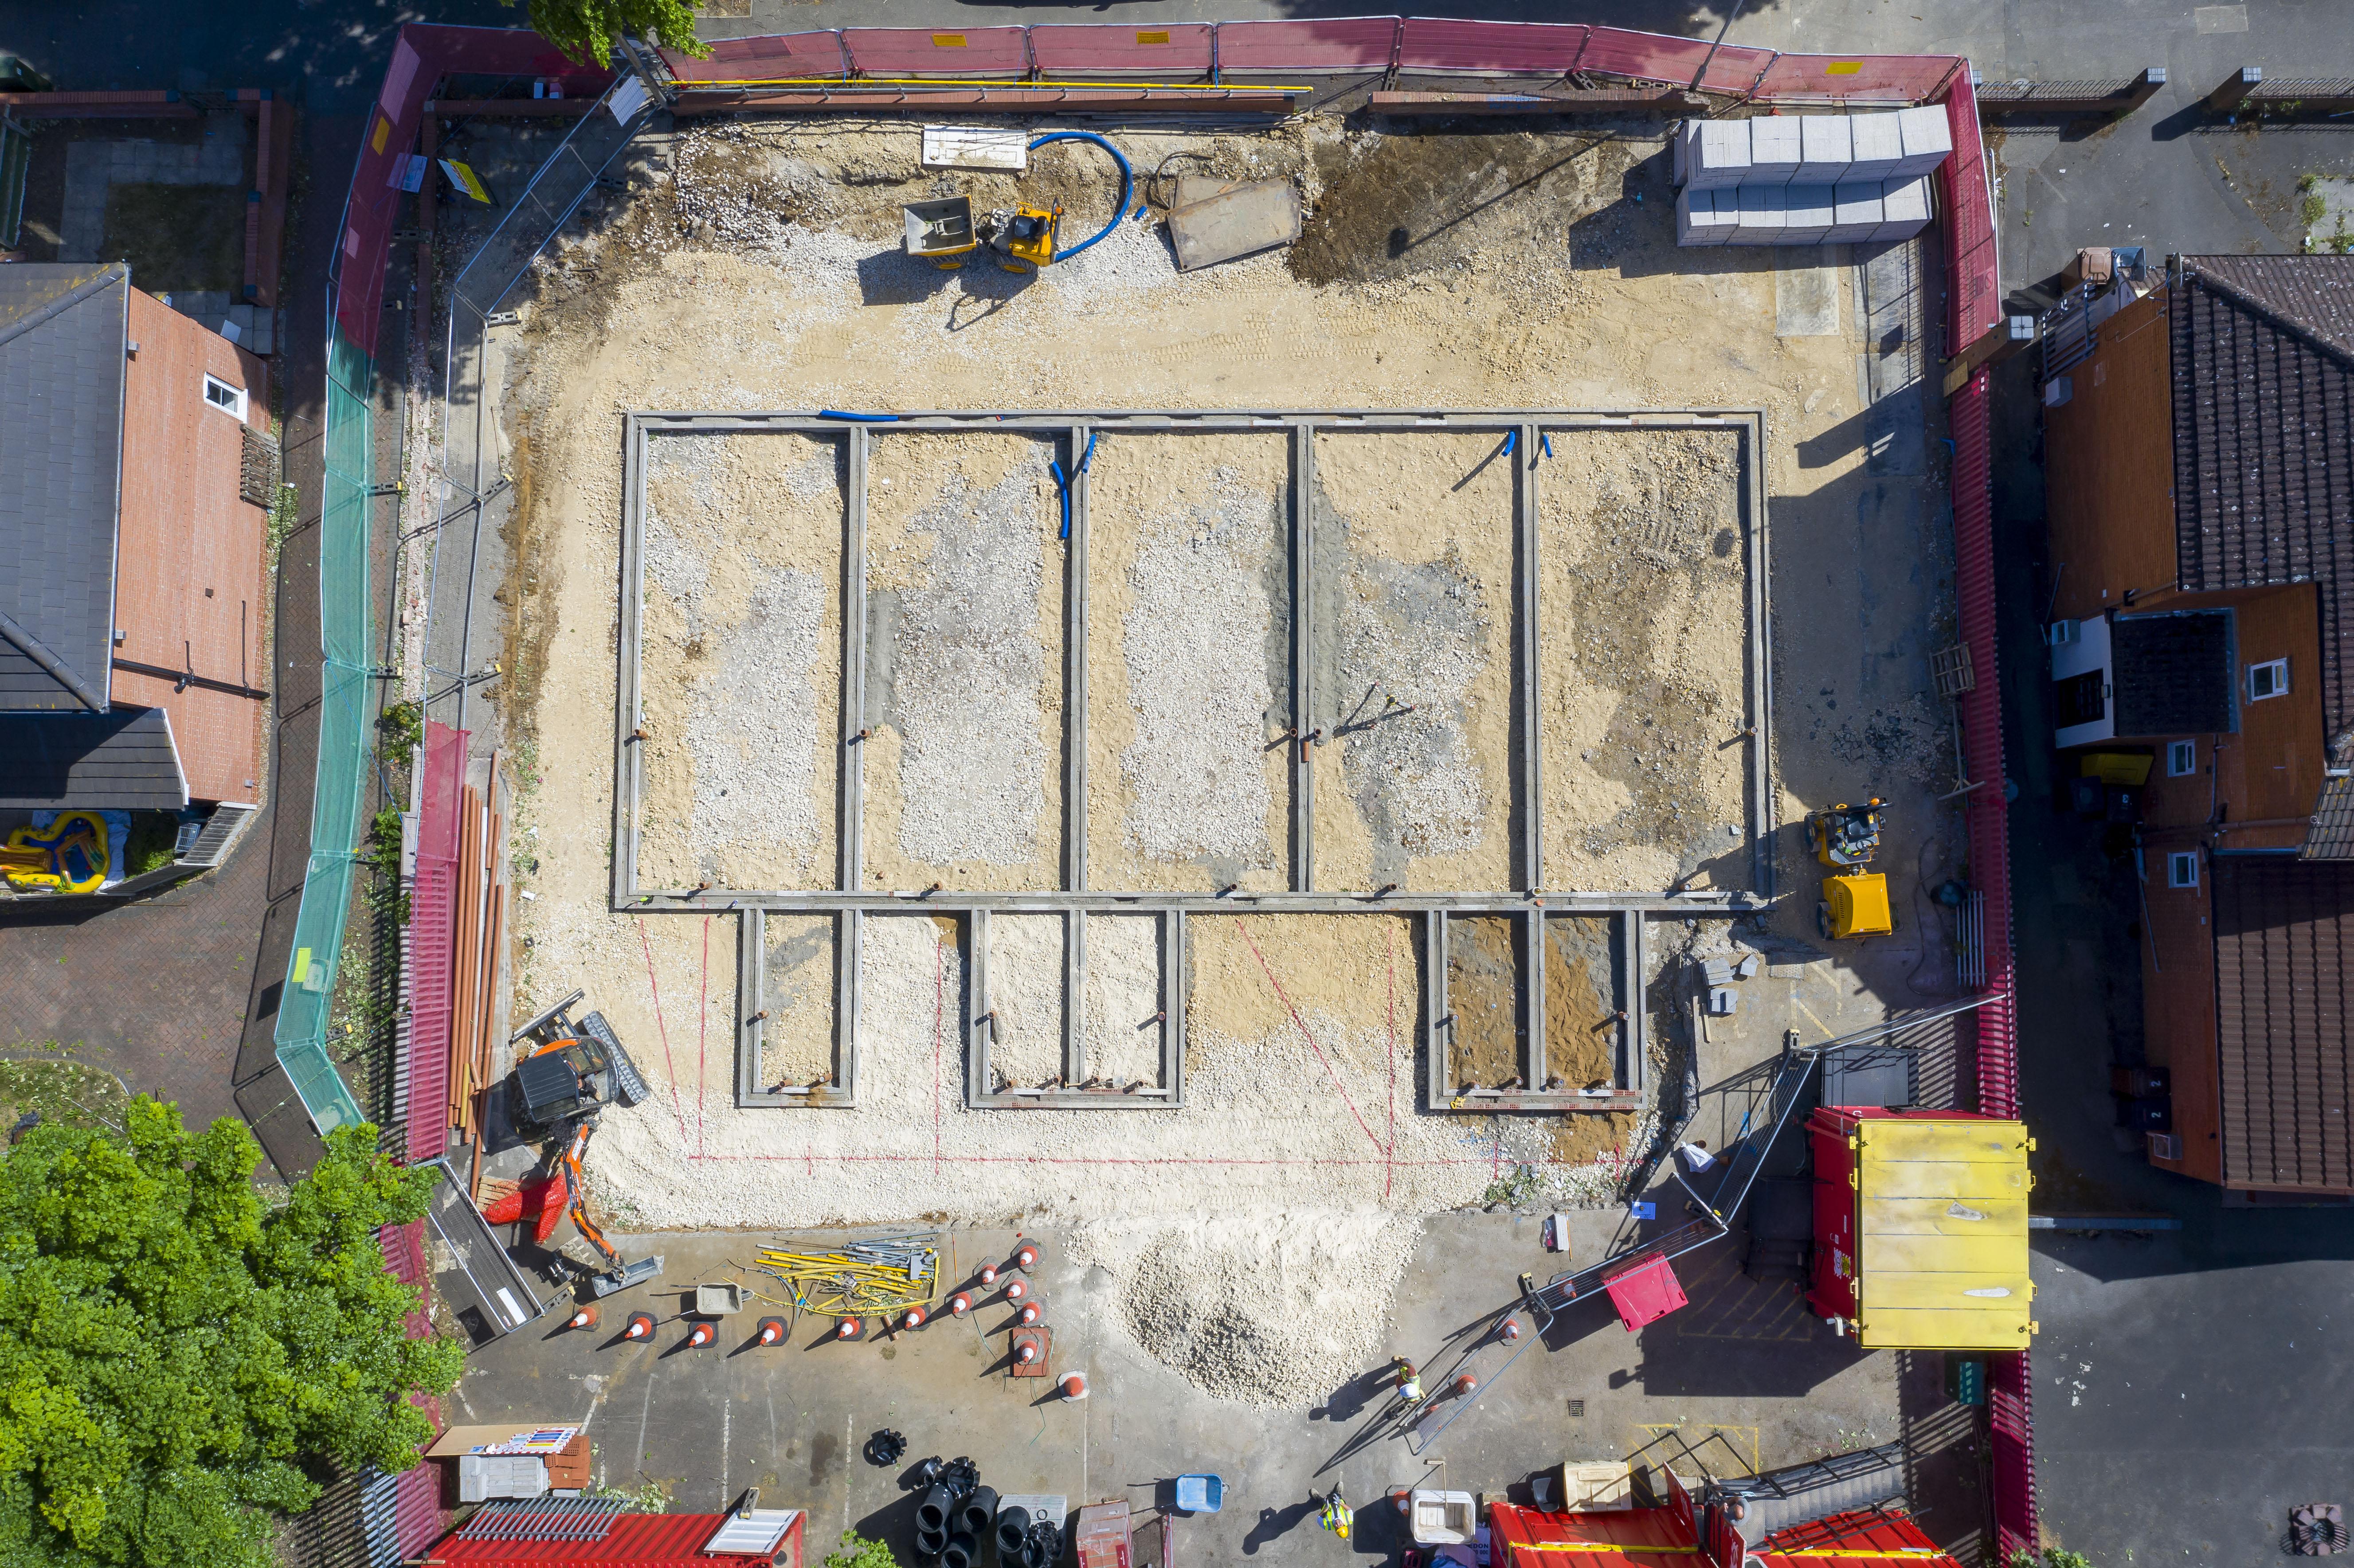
[
  {"x1": 2310, "y1": 774, "x2": 2354, "y2": 861},
  {"x1": 2170, "y1": 257, "x2": 2354, "y2": 742},
  {"x1": 2113, "y1": 610, "x2": 2233, "y2": 736},
  {"x1": 0, "y1": 262, "x2": 128, "y2": 714},
  {"x1": 0, "y1": 706, "x2": 187, "y2": 809}
]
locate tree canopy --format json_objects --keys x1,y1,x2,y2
[
  {"x1": 0, "y1": 1101, "x2": 461, "y2": 1567},
  {"x1": 516, "y1": 0, "x2": 710, "y2": 65}
]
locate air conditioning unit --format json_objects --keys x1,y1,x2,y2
[
  {"x1": 2146, "y1": 1131, "x2": 2182, "y2": 1162},
  {"x1": 2045, "y1": 619, "x2": 2081, "y2": 646}
]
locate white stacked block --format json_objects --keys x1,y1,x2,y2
[
  {"x1": 1874, "y1": 175, "x2": 1931, "y2": 241},
  {"x1": 1779, "y1": 184, "x2": 1835, "y2": 244},
  {"x1": 1826, "y1": 179, "x2": 1884, "y2": 243},
  {"x1": 1678, "y1": 119, "x2": 1751, "y2": 189},
  {"x1": 1746, "y1": 116, "x2": 1802, "y2": 185},
  {"x1": 1796, "y1": 116, "x2": 1852, "y2": 185},
  {"x1": 1676, "y1": 186, "x2": 1735, "y2": 246},
  {"x1": 1893, "y1": 106, "x2": 1953, "y2": 177},
  {"x1": 1734, "y1": 184, "x2": 1785, "y2": 243},
  {"x1": 1849, "y1": 110, "x2": 1904, "y2": 179}
]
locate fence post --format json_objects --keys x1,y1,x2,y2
[{"x1": 2205, "y1": 65, "x2": 2260, "y2": 111}]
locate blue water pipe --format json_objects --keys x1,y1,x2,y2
[
  {"x1": 1029, "y1": 131, "x2": 1135, "y2": 262},
  {"x1": 818, "y1": 410, "x2": 900, "y2": 422},
  {"x1": 1050, "y1": 431, "x2": 1098, "y2": 540}
]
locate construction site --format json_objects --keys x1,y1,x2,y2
[{"x1": 344, "y1": 23, "x2": 2028, "y2": 1568}]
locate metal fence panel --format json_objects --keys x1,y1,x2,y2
[
  {"x1": 840, "y1": 25, "x2": 1031, "y2": 77},
  {"x1": 1394, "y1": 19, "x2": 1587, "y2": 75},
  {"x1": 1028, "y1": 23, "x2": 1215, "y2": 76},
  {"x1": 1214, "y1": 17, "x2": 1399, "y2": 71},
  {"x1": 663, "y1": 31, "x2": 846, "y2": 83},
  {"x1": 1752, "y1": 51, "x2": 1960, "y2": 104}
]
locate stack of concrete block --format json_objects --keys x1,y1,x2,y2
[{"x1": 1672, "y1": 109, "x2": 1949, "y2": 248}]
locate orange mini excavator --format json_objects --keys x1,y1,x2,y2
[{"x1": 488, "y1": 990, "x2": 662, "y2": 1295}]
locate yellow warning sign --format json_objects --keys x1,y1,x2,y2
[
  {"x1": 439, "y1": 159, "x2": 491, "y2": 204},
  {"x1": 1825, "y1": 61, "x2": 1864, "y2": 74},
  {"x1": 932, "y1": 32, "x2": 968, "y2": 46},
  {"x1": 1137, "y1": 30, "x2": 1171, "y2": 43}
]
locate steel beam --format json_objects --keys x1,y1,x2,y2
[
  {"x1": 841, "y1": 425, "x2": 868, "y2": 894},
  {"x1": 1291, "y1": 422, "x2": 1315, "y2": 892}
]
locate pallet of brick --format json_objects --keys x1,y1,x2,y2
[
  {"x1": 1674, "y1": 118, "x2": 1749, "y2": 189},
  {"x1": 1796, "y1": 116, "x2": 1852, "y2": 185},
  {"x1": 1676, "y1": 185, "x2": 1734, "y2": 246},
  {"x1": 1746, "y1": 115, "x2": 1802, "y2": 185},
  {"x1": 1733, "y1": 183, "x2": 1784, "y2": 243},
  {"x1": 1849, "y1": 110, "x2": 1904, "y2": 180},
  {"x1": 1874, "y1": 175, "x2": 1931, "y2": 241},
  {"x1": 1779, "y1": 184, "x2": 1834, "y2": 245},
  {"x1": 1892, "y1": 106, "x2": 1952, "y2": 176},
  {"x1": 1826, "y1": 179, "x2": 1883, "y2": 243}
]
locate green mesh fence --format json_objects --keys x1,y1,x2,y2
[{"x1": 270, "y1": 325, "x2": 373, "y2": 1137}]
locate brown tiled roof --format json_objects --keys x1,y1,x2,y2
[
  {"x1": 2170, "y1": 257, "x2": 2354, "y2": 740},
  {"x1": 2309, "y1": 774, "x2": 2354, "y2": 860},
  {"x1": 2214, "y1": 855, "x2": 2354, "y2": 1190}
]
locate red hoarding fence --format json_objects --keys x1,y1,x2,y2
[{"x1": 1752, "y1": 51, "x2": 1964, "y2": 104}]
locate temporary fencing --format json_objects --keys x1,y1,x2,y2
[{"x1": 313, "y1": 18, "x2": 2029, "y2": 1558}]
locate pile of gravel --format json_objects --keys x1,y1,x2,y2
[{"x1": 1070, "y1": 1210, "x2": 1423, "y2": 1408}]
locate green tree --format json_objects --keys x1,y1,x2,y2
[
  {"x1": 822, "y1": 1529, "x2": 901, "y2": 1568},
  {"x1": 0, "y1": 1101, "x2": 462, "y2": 1567},
  {"x1": 513, "y1": 0, "x2": 710, "y2": 65}
]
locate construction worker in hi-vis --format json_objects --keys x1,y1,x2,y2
[
  {"x1": 1319, "y1": 1490, "x2": 1353, "y2": 1541},
  {"x1": 1394, "y1": 1356, "x2": 1422, "y2": 1401}
]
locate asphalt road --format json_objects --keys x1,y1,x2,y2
[{"x1": 4, "y1": 0, "x2": 2351, "y2": 1557}]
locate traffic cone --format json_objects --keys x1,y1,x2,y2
[
  {"x1": 1004, "y1": 1277, "x2": 1029, "y2": 1302},
  {"x1": 1012, "y1": 1239, "x2": 1041, "y2": 1271},
  {"x1": 624, "y1": 1313, "x2": 654, "y2": 1341},
  {"x1": 979, "y1": 1264, "x2": 999, "y2": 1286},
  {"x1": 1061, "y1": 1372, "x2": 1088, "y2": 1400},
  {"x1": 836, "y1": 1316, "x2": 864, "y2": 1341},
  {"x1": 568, "y1": 1304, "x2": 599, "y2": 1332},
  {"x1": 1016, "y1": 1301, "x2": 1041, "y2": 1327},
  {"x1": 1452, "y1": 1373, "x2": 1478, "y2": 1396},
  {"x1": 688, "y1": 1321, "x2": 715, "y2": 1348},
  {"x1": 756, "y1": 1317, "x2": 785, "y2": 1346},
  {"x1": 903, "y1": 1305, "x2": 928, "y2": 1332},
  {"x1": 1500, "y1": 1318, "x2": 1521, "y2": 1342},
  {"x1": 949, "y1": 1292, "x2": 974, "y2": 1317},
  {"x1": 1014, "y1": 1338, "x2": 1038, "y2": 1365}
]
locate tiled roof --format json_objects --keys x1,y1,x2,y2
[
  {"x1": 2214, "y1": 855, "x2": 2354, "y2": 1191},
  {"x1": 2170, "y1": 257, "x2": 2354, "y2": 741},
  {"x1": 0, "y1": 262, "x2": 128, "y2": 713},
  {"x1": 0, "y1": 705, "x2": 186, "y2": 809},
  {"x1": 2309, "y1": 773, "x2": 2354, "y2": 860}
]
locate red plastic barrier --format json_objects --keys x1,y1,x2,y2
[
  {"x1": 840, "y1": 25, "x2": 1030, "y2": 76},
  {"x1": 1029, "y1": 23, "x2": 1214, "y2": 75},
  {"x1": 665, "y1": 31, "x2": 846, "y2": 84},
  {"x1": 1578, "y1": 26, "x2": 1770, "y2": 95},
  {"x1": 1215, "y1": 17, "x2": 1398, "y2": 71},
  {"x1": 1753, "y1": 51, "x2": 1962, "y2": 104},
  {"x1": 1394, "y1": 19, "x2": 1587, "y2": 75}
]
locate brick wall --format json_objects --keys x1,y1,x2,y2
[{"x1": 113, "y1": 288, "x2": 270, "y2": 805}]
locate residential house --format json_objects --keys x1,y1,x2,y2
[
  {"x1": 0, "y1": 261, "x2": 272, "y2": 891},
  {"x1": 2043, "y1": 254, "x2": 2354, "y2": 1197}
]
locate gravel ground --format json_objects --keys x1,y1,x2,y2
[
  {"x1": 986, "y1": 912, "x2": 1065, "y2": 1087},
  {"x1": 1081, "y1": 912, "x2": 1161, "y2": 1088},
  {"x1": 759, "y1": 912, "x2": 836, "y2": 1088}
]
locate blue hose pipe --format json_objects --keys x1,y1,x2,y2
[
  {"x1": 818, "y1": 410, "x2": 901, "y2": 423},
  {"x1": 1028, "y1": 132, "x2": 1132, "y2": 262}
]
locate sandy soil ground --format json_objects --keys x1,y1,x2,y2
[{"x1": 482, "y1": 114, "x2": 1951, "y2": 1402}]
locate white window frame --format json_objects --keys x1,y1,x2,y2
[
  {"x1": 2167, "y1": 850, "x2": 2199, "y2": 890},
  {"x1": 2166, "y1": 739, "x2": 2197, "y2": 778},
  {"x1": 2246, "y1": 657, "x2": 2289, "y2": 703},
  {"x1": 201, "y1": 373, "x2": 247, "y2": 421}
]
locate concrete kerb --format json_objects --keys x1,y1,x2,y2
[{"x1": 613, "y1": 409, "x2": 1768, "y2": 1117}]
